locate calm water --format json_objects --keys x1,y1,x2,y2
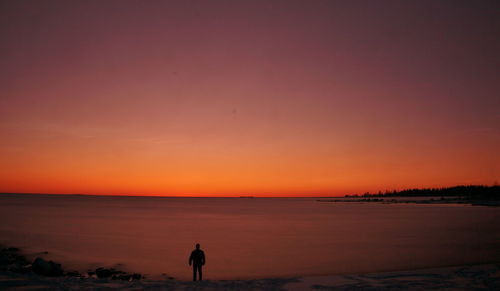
[{"x1": 0, "y1": 194, "x2": 499, "y2": 280}]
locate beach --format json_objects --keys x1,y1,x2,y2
[{"x1": 1, "y1": 263, "x2": 499, "y2": 290}]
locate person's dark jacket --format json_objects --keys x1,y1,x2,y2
[{"x1": 189, "y1": 249, "x2": 205, "y2": 266}]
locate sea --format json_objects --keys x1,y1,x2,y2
[{"x1": 0, "y1": 194, "x2": 499, "y2": 280}]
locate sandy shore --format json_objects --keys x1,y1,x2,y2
[{"x1": 0, "y1": 263, "x2": 498, "y2": 290}]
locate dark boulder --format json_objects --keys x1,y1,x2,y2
[
  {"x1": 95, "y1": 267, "x2": 113, "y2": 278},
  {"x1": 0, "y1": 256, "x2": 9, "y2": 268},
  {"x1": 110, "y1": 272, "x2": 142, "y2": 281},
  {"x1": 66, "y1": 271, "x2": 82, "y2": 277},
  {"x1": 121, "y1": 274, "x2": 132, "y2": 281},
  {"x1": 95, "y1": 267, "x2": 126, "y2": 278},
  {"x1": 1, "y1": 248, "x2": 30, "y2": 273},
  {"x1": 112, "y1": 274, "x2": 131, "y2": 281},
  {"x1": 94, "y1": 267, "x2": 141, "y2": 280},
  {"x1": 1, "y1": 247, "x2": 28, "y2": 265},
  {"x1": 8, "y1": 262, "x2": 32, "y2": 274},
  {"x1": 32, "y1": 257, "x2": 63, "y2": 276}
]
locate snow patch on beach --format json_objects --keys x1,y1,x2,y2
[{"x1": 285, "y1": 264, "x2": 500, "y2": 290}]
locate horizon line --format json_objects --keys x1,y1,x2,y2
[
  {"x1": 1, "y1": 184, "x2": 495, "y2": 198},
  {"x1": 0, "y1": 192, "x2": 344, "y2": 198}
]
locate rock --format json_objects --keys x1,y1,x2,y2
[
  {"x1": 112, "y1": 274, "x2": 131, "y2": 281},
  {"x1": 121, "y1": 274, "x2": 132, "y2": 281},
  {"x1": 0, "y1": 256, "x2": 10, "y2": 266},
  {"x1": 1, "y1": 247, "x2": 30, "y2": 272},
  {"x1": 95, "y1": 267, "x2": 113, "y2": 278},
  {"x1": 99, "y1": 266, "x2": 141, "y2": 281},
  {"x1": 96, "y1": 267, "x2": 124, "y2": 278},
  {"x1": 12, "y1": 254, "x2": 29, "y2": 266},
  {"x1": 32, "y1": 257, "x2": 63, "y2": 276},
  {"x1": 66, "y1": 271, "x2": 82, "y2": 277},
  {"x1": 8, "y1": 262, "x2": 31, "y2": 274}
]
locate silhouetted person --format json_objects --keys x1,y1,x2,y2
[{"x1": 189, "y1": 243, "x2": 205, "y2": 281}]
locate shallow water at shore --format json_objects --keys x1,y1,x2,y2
[{"x1": 1, "y1": 194, "x2": 499, "y2": 280}]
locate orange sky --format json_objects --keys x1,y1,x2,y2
[{"x1": 0, "y1": 1, "x2": 499, "y2": 196}]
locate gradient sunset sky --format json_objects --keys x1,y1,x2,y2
[{"x1": 1, "y1": 0, "x2": 499, "y2": 196}]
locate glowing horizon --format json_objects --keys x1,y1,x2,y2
[{"x1": 1, "y1": 1, "x2": 498, "y2": 197}]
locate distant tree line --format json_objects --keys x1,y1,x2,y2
[{"x1": 345, "y1": 185, "x2": 499, "y2": 200}]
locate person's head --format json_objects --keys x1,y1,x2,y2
[{"x1": 196, "y1": 243, "x2": 200, "y2": 249}]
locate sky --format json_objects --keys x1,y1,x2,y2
[{"x1": 0, "y1": 0, "x2": 499, "y2": 196}]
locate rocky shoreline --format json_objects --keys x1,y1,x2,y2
[
  {"x1": 0, "y1": 246, "x2": 296, "y2": 290},
  {"x1": 0, "y1": 246, "x2": 144, "y2": 281}
]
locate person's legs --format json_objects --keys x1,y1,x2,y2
[
  {"x1": 198, "y1": 265, "x2": 202, "y2": 281},
  {"x1": 192, "y1": 265, "x2": 197, "y2": 281}
]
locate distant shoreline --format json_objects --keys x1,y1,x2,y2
[
  {"x1": 317, "y1": 185, "x2": 500, "y2": 206},
  {"x1": 316, "y1": 196, "x2": 500, "y2": 207}
]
